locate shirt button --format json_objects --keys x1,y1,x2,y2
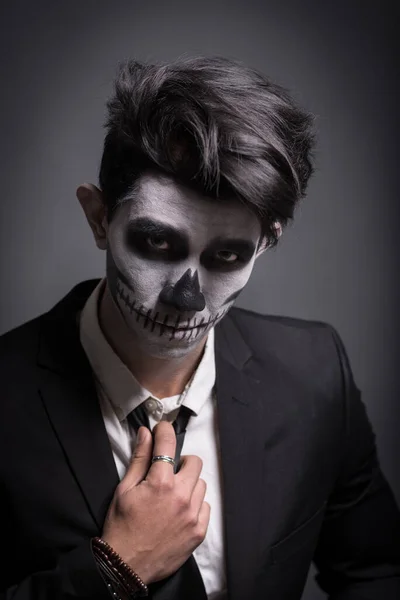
[{"x1": 146, "y1": 398, "x2": 156, "y2": 412}]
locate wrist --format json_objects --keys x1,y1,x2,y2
[{"x1": 91, "y1": 537, "x2": 149, "y2": 599}]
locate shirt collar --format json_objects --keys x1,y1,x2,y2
[{"x1": 79, "y1": 279, "x2": 216, "y2": 422}]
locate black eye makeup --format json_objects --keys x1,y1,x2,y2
[
  {"x1": 125, "y1": 218, "x2": 189, "y2": 261},
  {"x1": 124, "y1": 218, "x2": 256, "y2": 270},
  {"x1": 214, "y1": 250, "x2": 240, "y2": 263},
  {"x1": 201, "y1": 238, "x2": 256, "y2": 270}
]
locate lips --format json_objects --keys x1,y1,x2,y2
[{"x1": 154, "y1": 320, "x2": 197, "y2": 331}]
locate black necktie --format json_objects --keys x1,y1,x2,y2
[
  {"x1": 127, "y1": 401, "x2": 193, "y2": 473},
  {"x1": 126, "y1": 402, "x2": 208, "y2": 600}
]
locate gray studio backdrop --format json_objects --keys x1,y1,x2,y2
[{"x1": 0, "y1": 2, "x2": 398, "y2": 599}]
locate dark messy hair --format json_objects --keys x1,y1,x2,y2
[{"x1": 99, "y1": 55, "x2": 316, "y2": 247}]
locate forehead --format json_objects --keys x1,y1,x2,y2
[{"x1": 117, "y1": 171, "x2": 262, "y2": 240}]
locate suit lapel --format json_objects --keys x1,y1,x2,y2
[
  {"x1": 214, "y1": 314, "x2": 267, "y2": 600},
  {"x1": 36, "y1": 280, "x2": 120, "y2": 533},
  {"x1": 215, "y1": 311, "x2": 317, "y2": 600}
]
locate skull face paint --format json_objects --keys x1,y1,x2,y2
[{"x1": 106, "y1": 171, "x2": 263, "y2": 358}]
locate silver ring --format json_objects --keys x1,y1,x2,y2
[{"x1": 151, "y1": 455, "x2": 175, "y2": 467}]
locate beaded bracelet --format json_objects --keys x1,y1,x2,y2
[
  {"x1": 91, "y1": 537, "x2": 149, "y2": 598},
  {"x1": 92, "y1": 544, "x2": 135, "y2": 599}
]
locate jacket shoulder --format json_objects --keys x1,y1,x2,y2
[
  {"x1": 0, "y1": 279, "x2": 99, "y2": 368},
  {"x1": 228, "y1": 306, "x2": 343, "y2": 379},
  {"x1": 230, "y1": 305, "x2": 336, "y2": 339},
  {"x1": 0, "y1": 316, "x2": 42, "y2": 365}
]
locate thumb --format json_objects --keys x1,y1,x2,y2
[{"x1": 125, "y1": 426, "x2": 153, "y2": 486}]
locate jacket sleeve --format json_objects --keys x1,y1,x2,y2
[
  {"x1": 312, "y1": 325, "x2": 400, "y2": 600},
  {"x1": 0, "y1": 539, "x2": 112, "y2": 600}
]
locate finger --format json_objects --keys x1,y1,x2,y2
[
  {"x1": 123, "y1": 426, "x2": 153, "y2": 487},
  {"x1": 197, "y1": 500, "x2": 211, "y2": 533},
  {"x1": 147, "y1": 421, "x2": 177, "y2": 483},
  {"x1": 190, "y1": 478, "x2": 207, "y2": 515},
  {"x1": 176, "y1": 455, "x2": 203, "y2": 492}
]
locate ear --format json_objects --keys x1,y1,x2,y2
[
  {"x1": 256, "y1": 222, "x2": 282, "y2": 257},
  {"x1": 76, "y1": 183, "x2": 108, "y2": 250}
]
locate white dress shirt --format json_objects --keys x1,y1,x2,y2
[{"x1": 79, "y1": 279, "x2": 227, "y2": 599}]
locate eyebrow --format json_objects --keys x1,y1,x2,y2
[{"x1": 126, "y1": 218, "x2": 190, "y2": 245}]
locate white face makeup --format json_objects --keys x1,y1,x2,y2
[{"x1": 106, "y1": 171, "x2": 264, "y2": 358}]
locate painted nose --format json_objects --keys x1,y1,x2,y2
[{"x1": 159, "y1": 268, "x2": 206, "y2": 312}]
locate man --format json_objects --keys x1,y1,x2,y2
[{"x1": 0, "y1": 55, "x2": 399, "y2": 600}]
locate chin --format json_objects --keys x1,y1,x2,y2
[{"x1": 129, "y1": 326, "x2": 208, "y2": 359}]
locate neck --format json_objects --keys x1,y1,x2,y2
[{"x1": 98, "y1": 281, "x2": 207, "y2": 398}]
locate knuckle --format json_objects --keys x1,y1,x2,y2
[
  {"x1": 115, "y1": 483, "x2": 128, "y2": 500},
  {"x1": 155, "y1": 477, "x2": 174, "y2": 493},
  {"x1": 184, "y1": 455, "x2": 203, "y2": 470},
  {"x1": 187, "y1": 510, "x2": 200, "y2": 528},
  {"x1": 131, "y1": 451, "x2": 146, "y2": 462},
  {"x1": 175, "y1": 490, "x2": 191, "y2": 509},
  {"x1": 113, "y1": 485, "x2": 130, "y2": 511},
  {"x1": 203, "y1": 500, "x2": 211, "y2": 513},
  {"x1": 153, "y1": 421, "x2": 174, "y2": 439},
  {"x1": 191, "y1": 455, "x2": 203, "y2": 471},
  {"x1": 193, "y1": 524, "x2": 206, "y2": 544},
  {"x1": 157, "y1": 432, "x2": 176, "y2": 446}
]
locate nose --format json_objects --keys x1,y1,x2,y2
[{"x1": 159, "y1": 268, "x2": 206, "y2": 312}]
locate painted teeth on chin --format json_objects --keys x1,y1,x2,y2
[
  {"x1": 116, "y1": 277, "x2": 229, "y2": 340},
  {"x1": 136, "y1": 305, "x2": 144, "y2": 322},
  {"x1": 159, "y1": 314, "x2": 169, "y2": 337},
  {"x1": 170, "y1": 314, "x2": 181, "y2": 341},
  {"x1": 116, "y1": 278, "x2": 184, "y2": 339},
  {"x1": 116, "y1": 279, "x2": 136, "y2": 314},
  {"x1": 151, "y1": 312, "x2": 159, "y2": 333},
  {"x1": 144, "y1": 308, "x2": 152, "y2": 329}
]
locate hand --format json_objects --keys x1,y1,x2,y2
[{"x1": 101, "y1": 421, "x2": 211, "y2": 585}]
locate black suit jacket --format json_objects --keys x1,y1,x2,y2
[{"x1": 0, "y1": 279, "x2": 399, "y2": 600}]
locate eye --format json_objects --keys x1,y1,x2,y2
[
  {"x1": 215, "y1": 250, "x2": 239, "y2": 263},
  {"x1": 147, "y1": 235, "x2": 170, "y2": 251}
]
